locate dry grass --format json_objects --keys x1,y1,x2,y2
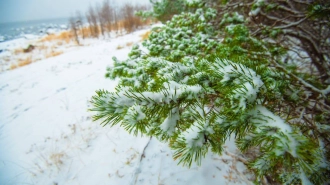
[
  {"x1": 140, "y1": 30, "x2": 151, "y2": 41},
  {"x1": 3, "y1": 57, "x2": 10, "y2": 62},
  {"x1": 7, "y1": 31, "x2": 68, "y2": 71},
  {"x1": 126, "y1": 42, "x2": 133, "y2": 47},
  {"x1": 14, "y1": 48, "x2": 24, "y2": 55},
  {"x1": 46, "y1": 50, "x2": 63, "y2": 58},
  {"x1": 40, "y1": 31, "x2": 73, "y2": 43},
  {"x1": 9, "y1": 48, "x2": 63, "y2": 71},
  {"x1": 80, "y1": 27, "x2": 93, "y2": 37},
  {"x1": 40, "y1": 34, "x2": 56, "y2": 42},
  {"x1": 38, "y1": 44, "x2": 48, "y2": 51},
  {"x1": 57, "y1": 41, "x2": 64, "y2": 46},
  {"x1": 10, "y1": 65, "x2": 18, "y2": 70},
  {"x1": 10, "y1": 56, "x2": 33, "y2": 70},
  {"x1": 121, "y1": 18, "x2": 153, "y2": 34},
  {"x1": 116, "y1": 42, "x2": 134, "y2": 50},
  {"x1": 116, "y1": 45, "x2": 124, "y2": 50},
  {"x1": 49, "y1": 152, "x2": 66, "y2": 169},
  {"x1": 116, "y1": 20, "x2": 126, "y2": 32},
  {"x1": 18, "y1": 57, "x2": 32, "y2": 66}
]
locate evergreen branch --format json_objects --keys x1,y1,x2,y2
[{"x1": 90, "y1": 3, "x2": 330, "y2": 184}]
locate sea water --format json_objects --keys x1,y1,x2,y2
[{"x1": 0, "y1": 17, "x2": 70, "y2": 42}]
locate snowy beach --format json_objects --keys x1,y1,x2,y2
[
  {"x1": 0, "y1": 27, "x2": 253, "y2": 185},
  {"x1": 0, "y1": 17, "x2": 69, "y2": 42}
]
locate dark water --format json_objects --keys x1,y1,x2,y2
[{"x1": 0, "y1": 17, "x2": 70, "y2": 42}]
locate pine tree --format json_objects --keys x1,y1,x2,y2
[{"x1": 90, "y1": 1, "x2": 330, "y2": 184}]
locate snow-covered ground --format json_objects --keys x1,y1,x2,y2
[{"x1": 0, "y1": 28, "x2": 253, "y2": 185}]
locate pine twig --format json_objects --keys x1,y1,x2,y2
[
  {"x1": 224, "y1": 150, "x2": 248, "y2": 165},
  {"x1": 133, "y1": 136, "x2": 152, "y2": 185},
  {"x1": 139, "y1": 136, "x2": 152, "y2": 162}
]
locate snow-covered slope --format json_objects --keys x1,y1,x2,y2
[{"x1": 0, "y1": 28, "x2": 253, "y2": 185}]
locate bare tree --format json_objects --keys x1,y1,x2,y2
[
  {"x1": 112, "y1": 6, "x2": 119, "y2": 33},
  {"x1": 87, "y1": 5, "x2": 99, "y2": 37},
  {"x1": 85, "y1": 12, "x2": 93, "y2": 37},
  {"x1": 76, "y1": 11, "x2": 85, "y2": 39},
  {"x1": 69, "y1": 16, "x2": 79, "y2": 45},
  {"x1": 96, "y1": 3, "x2": 105, "y2": 37},
  {"x1": 121, "y1": 4, "x2": 136, "y2": 33},
  {"x1": 101, "y1": 0, "x2": 113, "y2": 36}
]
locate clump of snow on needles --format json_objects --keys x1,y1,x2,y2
[
  {"x1": 219, "y1": 60, "x2": 264, "y2": 110},
  {"x1": 249, "y1": 105, "x2": 298, "y2": 157},
  {"x1": 182, "y1": 122, "x2": 214, "y2": 149},
  {"x1": 160, "y1": 107, "x2": 180, "y2": 136}
]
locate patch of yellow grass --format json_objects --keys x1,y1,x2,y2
[
  {"x1": 3, "y1": 57, "x2": 10, "y2": 62},
  {"x1": 19, "y1": 57, "x2": 32, "y2": 66},
  {"x1": 13, "y1": 48, "x2": 24, "y2": 55},
  {"x1": 38, "y1": 44, "x2": 48, "y2": 50},
  {"x1": 57, "y1": 41, "x2": 64, "y2": 46},
  {"x1": 46, "y1": 50, "x2": 63, "y2": 58},
  {"x1": 10, "y1": 56, "x2": 32, "y2": 70},
  {"x1": 80, "y1": 27, "x2": 92, "y2": 37},
  {"x1": 111, "y1": 18, "x2": 152, "y2": 34},
  {"x1": 115, "y1": 20, "x2": 126, "y2": 32},
  {"x1": 60, "y1": 32, "x2": 72, "y2": 44},
  {"x1": 40, "y1": 34, "x2": 55, "y2": 42},
  {"x1": 10, "y1": 64, "x2": 18, "y2": 70},
  {"x1": 116, "y1": 45, "x2": 124, "y2": 50},
  {"x1": 140, "y1": 30, "x2": 151, "y2": 41},
  {"x1": 40, "y1": 31, "x2": 72, "y2": 43},
  {"x1": 126, "y1": 42, "x2": 134, "y2": 47}
]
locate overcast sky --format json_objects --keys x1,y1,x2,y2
[{"x1": 0, "y1": 0, "x2": 151, "y2": 23}]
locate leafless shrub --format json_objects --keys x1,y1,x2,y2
[
  {"x1": 96, "y1": 3, "x2": 106, "y2": 37},
  {"x1": 120, "y1": 4, "x2": 150, "y2": 33},
  {"x1": 120, "y1": 4, "x2": 135, "y2": 33},
  {"x1": 86, "y1": 5, "x2": 99, "y2": 38},
  {"x1": 100, "y1": 0, "x2": 113, "y2": 36},
  {"x1": 76, "y1": 11, "x2": 85, "y2": 39},
  {"x1": 69, "y1": 16, "x2": 79, "y2": 44},
  {"x1": 112, "y1": 7, "x2": 119, "y2": 33}
]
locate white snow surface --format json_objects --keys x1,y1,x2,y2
[{"x1": 0, "y1": 27, "x2": 253, "y2": 185}]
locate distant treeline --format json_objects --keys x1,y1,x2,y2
[{"x1": 69, "y1": 0, "x2": 152, "y2": 44}]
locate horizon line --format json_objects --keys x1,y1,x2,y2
[{"x1": 0, "y1": 16, "x2": 72, "y2": 25}]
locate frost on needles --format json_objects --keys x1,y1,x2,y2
[{"x1": 90, "y1": 2, "x2": 329, "y2": 185}]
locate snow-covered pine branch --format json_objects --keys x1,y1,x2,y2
[{"x1": 91, "y1": 2, "x2": 330, "y2": 184}]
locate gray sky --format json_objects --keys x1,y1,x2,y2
[{"x1": 0, "y1": 0, "x2": 151, "y2": 23}]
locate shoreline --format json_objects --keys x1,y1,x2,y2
[
  {"x1": 0, "y1": 30, "x2": 72, "y2": 72},
  {"x1": 0, "y1": 22, "x2": 156, "y2": 72}
]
